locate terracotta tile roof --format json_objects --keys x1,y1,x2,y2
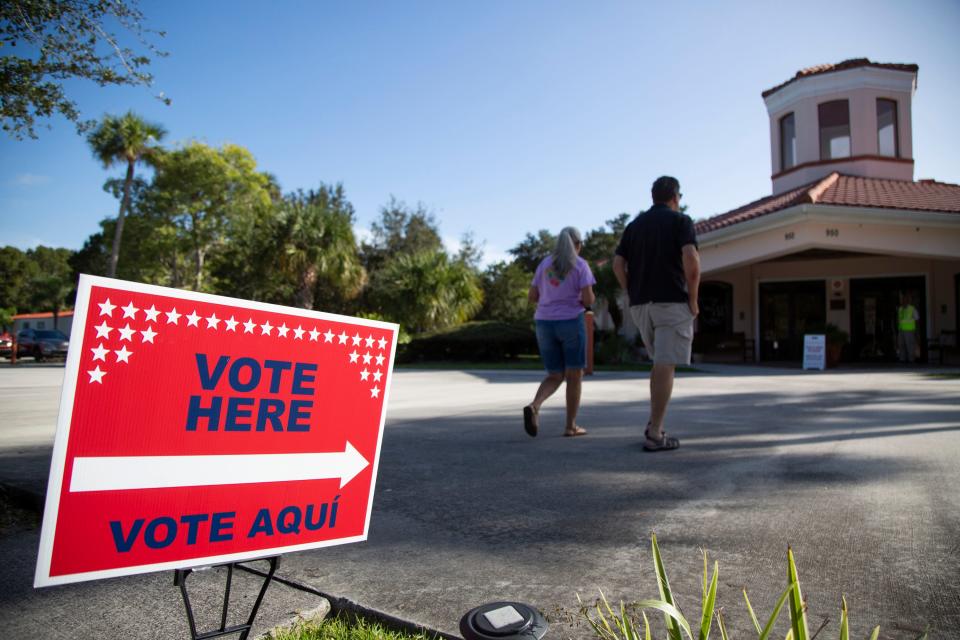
[
  {"x1": 762, "y1": 58, "x2": 919, "y2": 99},
  {"x1": 696, "y1": 173, "x2": 960, "y2": 235},
  {"x1": 13, "y1": 310, "x2": 74, "y2": 320}
]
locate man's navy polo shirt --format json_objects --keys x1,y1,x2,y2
[{"x1": 615, "y1": 203, "x2": 698, "y2": 306}]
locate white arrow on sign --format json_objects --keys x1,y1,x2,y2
[{"x1": 69, "y1": 441, "x2": 369, "y2": 492}]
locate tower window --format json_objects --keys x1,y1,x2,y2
[
  {"x1": 780, "y1": 113, "x2": 796, "y2": 171},
  {"x1": 877, "y1": 98, "x2": 899, "y2": 157},
  {"x1": 819, "y1": 100, "x2": 851, "y2": 160}
]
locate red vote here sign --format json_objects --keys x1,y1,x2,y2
[{"x1": 35, "y1": 275, "x2": 398, "y2": 586}]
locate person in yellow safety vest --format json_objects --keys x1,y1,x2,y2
[{"x1": 897, "y1": 292, "x2": 920, "y2": 363}]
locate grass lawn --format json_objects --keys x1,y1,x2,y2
[{"x1": 267, "y1": 613, "x2": 436, "y2": 640}]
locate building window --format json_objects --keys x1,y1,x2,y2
[
  {"x1": 819, "y1": 99, "x2": 851, "y2": 160},
  {"x1": 780, "y1": 113, "x2": 796, "y2": 171},
  {"x1": 877, "y1": 98, "x2": 899, "y2": 157}
]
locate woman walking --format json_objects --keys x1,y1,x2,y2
[{"x1": 524, "y1": 227, "x2": 596, "y2": 437}]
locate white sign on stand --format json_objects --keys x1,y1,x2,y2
[{"x1": 803, "y1": 334, "x2": 826, "y2": 370}]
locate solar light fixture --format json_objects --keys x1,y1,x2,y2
[{"x1": 460, "y1": 602, "x2": 548, "y2": 640}]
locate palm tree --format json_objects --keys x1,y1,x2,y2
[
  {"x1": 275, "y1": 186, "x2": 366, "y2": 310},
  {"x1": 87, "y1": 111, "x2": 166, "y2": 278},
  {"x1": 371, "y1": 250, "x2": 483, "y2": 334}
]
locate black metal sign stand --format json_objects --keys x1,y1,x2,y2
[{"x1": 174, "y1": 556, "x2": 280, "y2": 640}]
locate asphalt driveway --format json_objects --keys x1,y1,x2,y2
[{"x1": 1, "y1": 364, "x2": 958, "y2": 639}]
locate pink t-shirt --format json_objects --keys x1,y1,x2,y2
[{"x1": 531, "y1": 256, "x2": 596, "y2": 321}]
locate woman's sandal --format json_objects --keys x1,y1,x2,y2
[
  {"x1": 523, "y1": 405, "x2": 539, "y2": 437},
  {"x1": 563, "y1": 425, "x2": 588, "y2": 437}
]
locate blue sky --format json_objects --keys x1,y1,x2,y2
[{"x1": 2, "y1": 0, "x2": 958, "y2": 266}]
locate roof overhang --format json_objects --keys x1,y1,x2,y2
[
  {"x1": 698, "y1": 204, "x2": 960, "y2": 274},
  {"x1": 699, "y1": 204, "x2": 960, "y2": 244}
]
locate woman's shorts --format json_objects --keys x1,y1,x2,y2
[{"x1": 535, "y1": 314, "x2": 586, "y2": 373}]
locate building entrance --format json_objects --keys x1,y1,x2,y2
[
  {"x1": 850, "y1": 276, "x2": 926, "y2": 362},
  {"x1": 759, "y1": 280, "x2": 826, "y2": 361}
]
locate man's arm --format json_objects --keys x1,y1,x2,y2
[
  {"x1": 528, "y1": 285, "x2": 539, "y2": 304},
  {"x1": 682, "y1": 244, "x2": 700, "y2": 317},
  {"x1": 613, "y1": 255, "x2": 628, "y2": 292}
]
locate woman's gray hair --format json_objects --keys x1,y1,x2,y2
[{"x1": 552, "y1": 226, "x2": 582, "y2": 277}]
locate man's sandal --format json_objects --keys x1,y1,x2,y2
[
  {"x1": 644, "y1": 425, "x2": 679, "y2": 452},
  {"x1": 563, "y1": 425, "x2": 588, "y2": 437}
]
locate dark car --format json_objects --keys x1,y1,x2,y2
[
  {"x1": 16, "y1": 328, "x2": 70, "y2": 361},
  {"x1": 0, "y1": 334, "x2": 12, "y2": 359}
]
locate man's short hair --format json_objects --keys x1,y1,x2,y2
[{"x1": 652, "y1": 176, "x2": 680, "y2": 204}]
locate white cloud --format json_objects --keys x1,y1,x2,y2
[{"x1": 14, "y1": 173, "x2": 51, "y2": 187}]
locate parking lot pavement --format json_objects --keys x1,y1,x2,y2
[{"x1": 1, "y1": 364, "x2": 958, "y2": 638}]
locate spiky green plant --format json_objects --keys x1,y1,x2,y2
[{"x1": 577, "y1": 534, "x2": 923, "y2": 640}]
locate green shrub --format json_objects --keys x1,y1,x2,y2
[{"x1": 399, "y1": 321, "x2": 537, "y2": 362}]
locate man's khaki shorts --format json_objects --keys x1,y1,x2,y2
[{"x1": 630, "y1": 302, "x2": 695, "y2": 365}]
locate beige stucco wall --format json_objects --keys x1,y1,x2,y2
[
  {"x1": 764, "y1": 66, "x2": 916, "y2": 194},
  {"x1": 699, "y1": 206, "x2": 960, "y2": 274}
]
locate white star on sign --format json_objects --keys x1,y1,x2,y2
[
  {"x1": 115, "y1": 345, "x2": 132, "y2": 363},
  {"x1": 88, "y1": 366, "x2": 106, "y2": 384},
  {"x1": 293, "y1": 325, "x2": 305, "y2": 340},
  {"x1": 141, "y1": 326, "x2": 157, "y2": 343},
  {"x1": 378, "y1": 337, "x2": 388, "y2": 350},
  {"x1": 351, "y1": 332, "x2": 362, "y2": 346},
  {"x1": 118, "y1": 324, "x2": 136, "y2": 341},
  {"x1": 373, "y1": 370, "x2": 383, "y2": 382},
  {"x1": 277, "y1": 323, "x2": 290, "y2": 337},
  {"x1": 323, "y1": 329, "x2": 334, "y2": 343},
  {"x1": 349, "y1": 350, "x2": 360, "y2": 363},
  {"x1": 243, "y1": 318, "x2": 256, "y2": 333},
  {"x1": 144, "y1": 305, "x2": 161, "y2": 322},
  {"x1": 206, "y1": 313, "x2": 220, "y2": 329},
  {"x1": 98, "y1": 299, "x2": 116, "y2": 316},
  {"x1": 360, "y1": 368, "x2": 370, "y2": 381},
  {"x1": 338, "y1": 331, "x2": 348, "y2": 344},
  {"x1": 370, "y1": 386, "x2": 380, "y2": 398},
  {"x1": 309, "y1": 327, "x2": 320, "y2": 341},
  {"x1": 225, "y1": 316, "x2": 239, "y2": 332},
  {"x1": 376, "y1": 354, "x2": 385, "y2": 366},
  {"x1": 90, "y1": 343, "x2": 109, "y2": 362},
  {"x1": 362, "y1": 352, "x2": 372, "y2": 365},
  {"x1": 94, "y1": 321, "x2": 113, "y2": 339},
  {"x1": 186, "y1": 311, "x2": 201, "y2": 327},
  {"x1": 260, "y1": 320, "x2": 274, "y2": 336},
  {"x1": 121, "y1": 301, "x2": 139, "y2": 319},
  {"x1": 365, "y1": 335, "x2": 375, "y2": 348},
  {"x1": 166, "y1": 308, "x2": 182, "y2": 324}
]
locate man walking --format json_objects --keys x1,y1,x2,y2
[{"x1": 613, "y1": 176, "x2": 700, "y2": 451}]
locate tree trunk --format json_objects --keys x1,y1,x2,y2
[
  {"x1": 295, "y1": 265, "x2": 318, "y2": 310},
  {"x1": 108, "y1": 161, "x2": 136, "y2": 278}
]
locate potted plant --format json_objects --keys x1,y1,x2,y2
[{"x1": 824, "y1": 323, "x2": 849, "y2": 368}]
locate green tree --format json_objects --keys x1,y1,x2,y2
[
  {"x1": 0, "y1": 306, "x2": 15, "y2": 332},
  {"x1": 1, "y1": 0, "x2": 169, "y2": 139},
  {"x1": 221, "y1": 185, "x2": 365, "y2": 311},
  {"x1": 368, "y1": 250, "x2": 483, "y2": 334},
  {"x1": 25, "y1": 246, "x2": 74, "y2": 328},
  {"x1": 148, "y1": 142, "x2": 272, "y2": 291},
  {"x1": 581, "y1": 213, "x2": 631, "y2": 262},
  {"x1": 0, "y1": 245, "x2": 37, "y2": 312},
  {"x1": 508, "y1": 229, "x2": 555, "y2": 273},
  {"x1": 478, "y1": 261, "x2": 533, "y2": 325},
  {"x1": 361, "y1": 198, "x2": 443, "y2": 272},
  {"x1": 87, "y1": 111, "x2": 166, "y2": 278}
]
